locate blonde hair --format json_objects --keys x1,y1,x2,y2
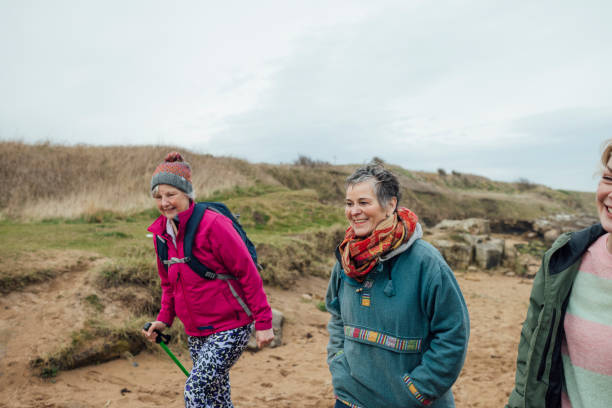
[{"x1": 601, "y1": 139, "x2": 612, "y2": 170}]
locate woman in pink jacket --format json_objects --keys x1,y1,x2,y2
[{"x1": 142, "y1": 152, "x2": 274, "y2": 407}]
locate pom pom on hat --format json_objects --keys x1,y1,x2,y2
[
  {"x1": 164, "y1": 151, "x2": 184, "y2": 163},
  {"x1": 151, "y1": 152, "x2": 193, "y2": 194}
]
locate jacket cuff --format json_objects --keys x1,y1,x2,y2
[
  {"x1": 403, "y1": 375, "x2": 433, "y2": 406},
  {"x1": 156, "y1": 311, "x2": 174, "y2": 328},
  {"x1": 254, "y1": 319, "x2": 272, "y2": 331}
]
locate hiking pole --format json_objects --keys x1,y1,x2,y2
[{"x1": 143, "y1": 322, "x2": 190, "y2": 377}]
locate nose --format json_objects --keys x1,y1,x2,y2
[
  {"x1": 349, "y1": 205, "x2": 362, "y2": 216},
  {"x1": 161, "y1": 196, "x2": 171, "y2": 207}
]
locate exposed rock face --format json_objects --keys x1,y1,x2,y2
[
  {"x1": 430, "y1": 219, "x2": 503, "y2": 270},
  {"x1": 433, "y1": 218, "x2": 490, "y2": 235},
  {"x1": 533, "y1": 213, "x2": 598, "y2": 243},
  {"x1": 247, "y1": 308, "x2": 284, "y2": 351},
  {"x1": 490, "y1": 219, "x2": 534, "y2": 234},
  {"x1": 543, "y1": 229, "x2": 561, "y2": 243},
  {"x1": 429, "y1": 213, "x2": 598, "y2": 274},
  {"x1": 430, "y1": 239, "x2": 473, "y2": 270},
  {"x1": 474, "y1": 237, "x2": 505, "y2": 269}
]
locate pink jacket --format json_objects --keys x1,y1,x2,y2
[{"x1": 148, "y1": 203, "x2": 273, "y2": 336}]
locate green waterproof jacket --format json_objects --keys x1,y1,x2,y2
[{"x1": 506, "y1": 223, "x2": 605, "y2": 408}]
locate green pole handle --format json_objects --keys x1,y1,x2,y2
[{"x1": 143, "y1": 322, "x2": 190, "y2": 377}]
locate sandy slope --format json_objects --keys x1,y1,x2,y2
[{"x1": 0, "y1": 264, "x2": 532, "y2": 408}]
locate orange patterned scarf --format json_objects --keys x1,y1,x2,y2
[{"x1": 339, "y1": 207, "x2": 418, "y2": 282}]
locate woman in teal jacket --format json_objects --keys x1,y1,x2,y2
[
  {"x1": 326, "y1": 163, "x2": 470, "y2": 408},
  {"x1": 507, "y1": 139, "x2": 612, "y2": 407}
]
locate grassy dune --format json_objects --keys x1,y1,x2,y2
[{"x1": 0, "y1": 141, "x2": 596, "y2": 375}]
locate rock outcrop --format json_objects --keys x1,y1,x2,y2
[
  {"x1": 474, "y1": 237, "x2": 505, "y2": 269},
  {"x1": 431, "y1": 218, "x2": 504, "y2": 270},
  {"x1": 247, "y1": 308, "x2": 284, "y2": 351},
  {"x1": 433, "y1": 218, "x2": 490, "y2": 235},
  {"x1": 533, "y1": 213, "x2": 598, "y2": 243},
  {"x1": 430, "y1": 239, "x2": 473, "y2": 270}
]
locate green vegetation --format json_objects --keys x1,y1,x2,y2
[
  {"x1": 449, "y1": 233, "x2": 470, "y2": 243},
  {"x1": 40, "y1": 366, "x2": 58, "y2": 379},
  {"x1": 30, "y1": 319, "x2": 150, "y2": 375},
  {"x1": 84, "y1": 294, "x2": 105, "y2": 312},
  {"x1": 0, "y1": 142, "x2": 598, "y2": 377},
  {"x1": 0, "y1": 252, "x2": 90, "y2": 294},
  {"x1": 515, "y1": 241, "x2": 548, "y2": 259},
  {"x1": 201, "y1": 183, "x2": 286, "y2": 202}
]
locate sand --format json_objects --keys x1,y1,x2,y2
[{"x1": 0, "y1": 268, "x2": 532, "y2": 407}]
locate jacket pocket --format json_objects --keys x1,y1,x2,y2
[
  {"x1": 343, "y1": 325, "x2": 423, "y2": 353},
  {"x1": 401, "y1": 373, "x2": 434, "y2": 407},
  {"x1": 329, "y1": 350, "x2": 354, "y2": 397},
  {"x1": 329, "y1": 349, "x2": 344, "y2": 363}
]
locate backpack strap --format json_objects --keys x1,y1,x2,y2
[
  {"x1": 156, "y1": 235, "x2": 169, "y2": 270},
  {"x1": 182, "y1": 203, "x2": 221, "y2": 280},
  {"x1": 156, "y1": 203, "x2": 232, "y2": 280},
  {"x1": 182, "y1": 202, "x2": 253, "y2": 317},
  {"x1": 154, "y1": 203, "x2": 255, "y2": 318}
]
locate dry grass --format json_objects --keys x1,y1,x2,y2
[
  {"x1": 95, "y1": 254, "x2": 162, "y2": 315},
  {"x1": 1, "y1": 142, "x2": 277, "y2": 220},
  {"x1": 256, "y1": 225, "x2": 346, "y2": 287},
  {"x1": 0, "y1": 142, "x2": 598, "y2": 379},
  {"x1": 0, "y1": 249, "x2": 94, "y2": 294},
  {"x1": 1, "y1": 141, "x2": 595, "y2": 223},
  {"x1": 30, "y1": 319, "x2": 150, "y2": 376}
]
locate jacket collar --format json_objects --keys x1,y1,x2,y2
[{"x1": 549, "y1": 223, "x2": 605, "y2": 275}]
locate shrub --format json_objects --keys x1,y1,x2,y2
[
  {"x1": 516, "y1": 177, "x2": 536, "y2": 192},
  {"x1": 293, "y1": 155, "x2": 330, "y2": 167}
]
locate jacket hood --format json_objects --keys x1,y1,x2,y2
[{"x1": 380, "y1": 222, "x2": 423, "y2": 262}]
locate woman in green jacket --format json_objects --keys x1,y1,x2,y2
[
  {"x1": 326, "y1": 163, "x2": 469, "y2": 408},
  {"x1": 507, "y1": 139, "x2": 612, "y2": 407}
]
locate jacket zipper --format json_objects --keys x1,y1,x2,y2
[
  {"x1": 176, "y1": 267, "x2": 198, "y2": 333},
  {"x1": 537, "y1": 308, "x2": 556, "y2": 381},
  {"x1": 168, "y1": 227, "x2": 198, "y2": 334}
]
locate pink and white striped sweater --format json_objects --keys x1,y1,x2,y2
[{"x1": 561, "y1": 233, "x2": 612, "y2": 407}]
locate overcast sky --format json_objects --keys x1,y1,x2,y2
[{"x1": 1, "y1": 0, "x2": 611, "y2": 192}]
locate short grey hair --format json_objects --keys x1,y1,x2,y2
[
  {"x1": 151, "y1": 184, "x2": 195, "y2": 202},
  {"x1": 346, "y1": 162, "x2": 401, "y2": 210}
]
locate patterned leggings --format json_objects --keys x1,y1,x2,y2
[{"x1": 185, "y1": 324, "x2": 253, "y2": 408}]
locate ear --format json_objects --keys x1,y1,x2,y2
[{"x1": 388, "y1": 196, "x2": 398, "y2": 214}]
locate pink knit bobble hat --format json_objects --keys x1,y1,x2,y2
[{"x1": 150, "y1": 152, "x2": 193, "y2": 195}]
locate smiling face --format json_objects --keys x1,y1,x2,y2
[
  {"x1": 153, "y1": 184, "x2": 191, "y2": 219},
  {"x1": 597, "y1": 155, "x2": 612, "y2": 238},
  {"x1": 345, "y1": 180, "x2": 397, "y2": 237}
]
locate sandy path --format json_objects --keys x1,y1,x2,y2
[{"x1": 0, "y1": 269, "x2": 532, "y2": 407}]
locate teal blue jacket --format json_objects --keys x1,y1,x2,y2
[{"x1": 326, "y1": 231, "x2": 470, "y2": 408}]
